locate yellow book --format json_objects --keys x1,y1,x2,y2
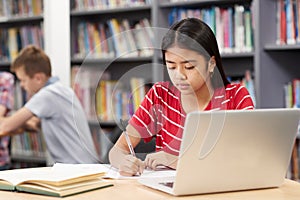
[{"x1": 0, "y1": 163, "x2": 113, "y2": 197}]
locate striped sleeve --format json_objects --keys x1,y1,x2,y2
[
  {"x1": 233, "y1": 84, "x2": 254, "y2": 110},
  {"x1": 129, "y1": 84, "x2": 160, "y2": 142}
]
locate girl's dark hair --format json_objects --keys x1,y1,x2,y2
[{"x1": 161, "y1": 18, "x2": 230, "y2": 88}]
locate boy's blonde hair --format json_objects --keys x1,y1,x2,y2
[{"x1": 11, "y1": 45, "x2": 51, "y2": 78}]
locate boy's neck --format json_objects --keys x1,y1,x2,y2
[{"x1": 44, "y1": 76, "x2": 59, "y2": 87}]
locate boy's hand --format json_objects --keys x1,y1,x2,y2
[
  {"x1": 144, "y1": 151, "x2": 178, "y2": 170},
  {"x1": 118, "y1": 154, "x2": 145, "y2": 176}
]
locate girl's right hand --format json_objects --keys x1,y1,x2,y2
[{"x1": 118, "y1": 154, "x2": 145, "y2": 176}]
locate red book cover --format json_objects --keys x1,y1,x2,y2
[{"x1": 280, "y1": 0, "x2": 287, "y2": 44}]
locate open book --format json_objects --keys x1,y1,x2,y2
[{"x1": 0, "y1": 163, "x2": 113, "y2": 197}]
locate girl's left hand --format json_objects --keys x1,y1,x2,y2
[{"x1": 144, "y1": 151, "x2": 178, "y2": 170}]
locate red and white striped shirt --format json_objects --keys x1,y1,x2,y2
[{"x1": 129, "y1": 81, "x2": 254, "y2": 156}]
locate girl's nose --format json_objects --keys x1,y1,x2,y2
[{"x1": 176, "y1": 67, "x2": 187, "y2": 80}]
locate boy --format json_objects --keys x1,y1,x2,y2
[{"x1": 0, "y1": 45, "x2": 98, "y2": 164}]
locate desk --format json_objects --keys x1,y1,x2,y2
[{"x1": 0, "y1": 179, "x2": 299, "y2": 200}]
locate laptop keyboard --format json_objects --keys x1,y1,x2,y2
[{"x1": 159, "y1": 182, "x2": 174, "y2": 188}]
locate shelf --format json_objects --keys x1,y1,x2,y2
[
  {"x1": 71, "y1": 56, "x2": 153, "y2": 65},
  {"x1": 221, "y1": 52, "x2": 254, "y2": 58},
  {"x1": 88, "y1": 119, "x2": 117, "y2": 127},
  {"x1": 70, "y1": 5, "x2": 151, "y2": 17},
  {"x1": 159, "y1": 0, "x2": 252, "y2": 8},
  {"x1": 264, "y1": 44, "x2": 300, "y2": 51},
  {"x1": 0, "y1": 15, "x2": 43, "y2": 24},
  {"x1": 11, "y1": 154, "x2": 46, "y2": 164},
  {"x1": 0, "y1": 61, "x2": 11, "y2": 66}
]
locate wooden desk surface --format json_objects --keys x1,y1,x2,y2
[{"x1": 0, "y1": 179, "x2": 300, "y2": 200}]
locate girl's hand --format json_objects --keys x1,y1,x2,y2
[
  {"x1": 118, "y1": 154, "x2": 145, "y2": 176},
  {"x1": 144, "y1": 151, "x2": 178, "y2": 170}
]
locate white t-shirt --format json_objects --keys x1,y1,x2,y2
[{"x1": 25, "y1": 78, "x2": 98, "y2": 164}]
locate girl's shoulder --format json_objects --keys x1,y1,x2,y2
[
  {"x1": 225, "y1": 82, "x2": 245, "y2": 91},
  {"x1": 225, "y1": 82, "x2": 251, "y2": 98},
  {"x1": 149, "y1": 81, "x2": 180, "y2": 98},
  {"x1": 152, "y1": 81, "x2": 178, "y2": 92}
]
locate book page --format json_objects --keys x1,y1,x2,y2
[{"x1": 0, "y1": 167, "x2": 51, "y2": 186}]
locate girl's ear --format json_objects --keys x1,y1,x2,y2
[{"x1": 208, "y1": 56, "x2": 216, "y2": 73}]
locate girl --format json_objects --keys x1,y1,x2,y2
[{"x1": 109, "y1": 18, "x2": 254, "y2": 176}]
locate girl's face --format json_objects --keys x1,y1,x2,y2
[{"x1": 165, "y1": 46, "x2": 214, "y2": 96}]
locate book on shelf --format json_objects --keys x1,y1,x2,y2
[
  {"x1": 130, "y1": 77, "x2": 145, "y2": 112},
  {"x1": 284, "y1": 78, "x2": 300, "y2": 108},
  {"x1": 0, "y1": 0, "x2": 43, "y2": 18},
  {"x1": 227, "y1": 70, "x2": 256, "y2": 106},
  {"x1": 0, "y1": 163, "x2": 113, "y2": 197},
  {"x1": 71, "y1": 0, "x2": 150, "y2": 11},
  {"x1": 74, "y1": 18, "x2": 153, "y2": 59},
  {"x1": 71, "y1": 66, "x2": 111, "y2": 120},
  {"x1": 276, "y1": 0, "x2": 300, "y2": 45},
  {"x1": 168, "y1": 4, "x2": 254, "y2": 54},
  {"x1": 10, "y1": 131, "x2": 47, "y2": 159},
  {"x1": 0, "y1": 24, "x2": 44, "y2": 62}
]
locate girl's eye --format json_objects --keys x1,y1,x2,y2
[
  {"x1": 166, "y1": 64, "x2": 176, "y2": 70},
  {"x1": 185, "y1": 65, "x2": 195, "y2": 70}
]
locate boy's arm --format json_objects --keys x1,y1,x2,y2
[
  {"x1": 0, "y1": 105, "x2": 7, "y2": 119},
  {"x1": 0, "y1": 107, "x2": 34, "y2": 136},
  {"x1": 24, "y1": 116, "x2": 41, "y2": 132}
]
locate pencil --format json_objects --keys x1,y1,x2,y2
[{"x1": 120, "y1": 119, "x2": 136, "y2": 157}]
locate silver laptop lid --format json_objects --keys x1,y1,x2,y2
[{"x1": 173, "y1": 109, "x2": 300, "y2": 195}]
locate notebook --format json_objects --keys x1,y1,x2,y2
[{"x1": 138, "y1": 108, "x2": 300, "y2": 196}]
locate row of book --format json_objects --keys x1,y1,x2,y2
[
  {"x1": 0, "y1": 25, "x2": 44, "y2": 62},
  {"x1": 71, "y1": 0, "x2": 152, "y2": 11},
  {"x1": 284, "y1": 79, "x2": 300, "y2": 108},
  {"x1": 168, "y1": 4, "x2": 254, "y2": 54},
  {"x1": 276, "y1": 0, "x2": 300, "y2": 45},
  {"x1": 96, "y1": 77, "x2": 148, "y2": 122},
  {"x1": 228, "y1": 70, "x2": 256, "y2": 107},
  {"x1": 0, "y1": 0, "x2": 43, "y2": 18},
  {"x1": 73, "y1": 18, "x2": 154, "y2": 59},
  {"x1": 71, "y1": 66, "x2": 150, "y2": 122},
  {"x1": 10, "y1": 131, "x2": 47, "y2": 159}
]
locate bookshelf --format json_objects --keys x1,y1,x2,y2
[
  {"x1": 69, "y1": 0, "x2": 255, "y2": 163},
  {"x1": 0, "y1": 0, "x2": 47, "y2": 168},
  {"x1": 68, "y1": 0, "x2": 300, "y2": 175},
  {"x1": 3, "y1": 0, "x2": 298, "y2": 175},
  {"x1": 0, "y1": 0, "x2": 44, "y2": 71}
]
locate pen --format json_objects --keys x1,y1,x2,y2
[{"x1": 120, "y1": 119, "x2": 136, "y2": 157}]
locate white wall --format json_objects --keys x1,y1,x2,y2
[{"x1": 43, "y1": 0, "x2": 70, "y2": 86}]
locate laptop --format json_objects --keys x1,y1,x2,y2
[{"x1": 138, "y1": 108, "x2": 300, "y2": 196}]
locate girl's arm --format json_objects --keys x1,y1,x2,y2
[{"x1": 109, "y1": 124, "x2": 145, "y2": 176}]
